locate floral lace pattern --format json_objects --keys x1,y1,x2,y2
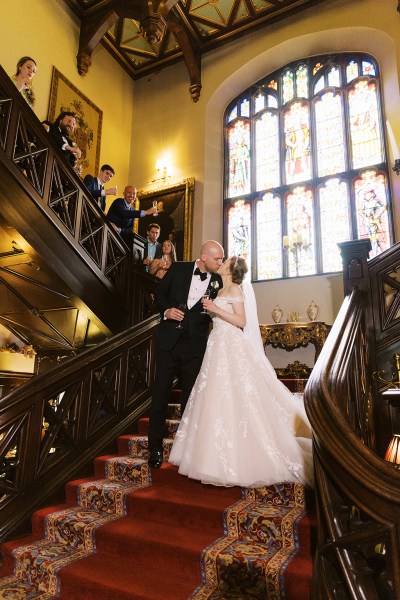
[{"x1": 169, "y1": 296, "x2": 313, "y2": 488}]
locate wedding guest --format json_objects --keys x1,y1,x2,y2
[
  {"x1": 107, "y1": 185, "x2": 157, "y2": 247},
  {"x1": 49, "y1": 112, "x2": 82, "y2": 168},
  {"x1": 83, "y1": 164, "x2": 117, "y2": 211},
  {"x1": 169, "y1": 256, "x2": 313, "y2": 488},
  {"x1": 143, "y1": 224, "x2": 162, "y2": 271},
  {"x1": 148, "y1": 240, "x2": 224, "y2": 468},
  {"x1": 149, "y1": 239, "x2": 177, "y2": 279},
  {"x1": 12, "y1": 56, "x2": 37, "y2": 109}
]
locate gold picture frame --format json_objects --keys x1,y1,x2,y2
[
  {"x1": 47, "y1": 67, "x2": 102, "y2": 178},
  {"x1": 137, "y1": 178, "x2": 195, "y2": 261}
]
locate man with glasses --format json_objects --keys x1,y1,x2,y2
[{"x1": 148, "y1": 240, "x2": 224, "y2": 468}]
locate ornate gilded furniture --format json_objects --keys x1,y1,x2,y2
[{"x1": 260, "y1": 321, "x2": 332, "y2": 363}]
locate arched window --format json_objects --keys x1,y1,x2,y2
[{"x1": 223, "y1": 53, "x2": 394, "y2": 280}]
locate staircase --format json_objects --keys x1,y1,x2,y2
[{"x1": 0, "y1": 391, "x2": 315, "y2": 599}]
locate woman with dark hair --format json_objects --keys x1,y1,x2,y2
[
  {"x1": 12, "y1": 56, "x2": 37, "y2": 108},
  {"x1": 149, "y1": 239, "x2": 177, "y2": 279},
  {"x1": 169, "y1": 255, "x2": 313, "y2": 488}
]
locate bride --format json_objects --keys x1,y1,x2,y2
[{"x1": 168, "y1": 256, "x2": 313, "y2": 488}]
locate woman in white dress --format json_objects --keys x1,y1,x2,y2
[{"x1": 169, "y1": 256, "x2": 313, "y2": 488}]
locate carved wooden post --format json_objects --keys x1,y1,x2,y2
[{"x1": 338, "y1": 238, "x2": 372, "y2": 296}]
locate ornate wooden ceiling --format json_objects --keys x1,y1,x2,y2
[{"x1": 64, "y1": 0, "x2": 328, "y2": 101}]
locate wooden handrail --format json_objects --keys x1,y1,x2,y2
[
  {"x1": 0, "y1": 284, "x2": 159, "y2": 541},
  {"x1": 0, "y1": 64, "x2": 166, "y2": 541},
  {"x1": 305, "y1": 240, "x2": 400, "y2": 599},
  {"x1": 0, "y1": 63, "x2": 131, "y2": 333}
]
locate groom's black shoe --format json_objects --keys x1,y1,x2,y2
[{"x1": 148, "y1": 449, "x2": 163, "y2": 468}]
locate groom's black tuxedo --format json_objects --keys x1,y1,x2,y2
[
  {"x1": 155, "y1": 261, "x2": 222, "y2": 356},
  {"x1": 148, "y1": 261, "x2": 223, "y2": 454}
]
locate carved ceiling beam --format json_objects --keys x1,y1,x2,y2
[
  {"x1": 77, "y1": 2, "x2": 119, "y2": 76},
  {"x1": 76, "y1": 0, "x2": 201, "y2": 101},
  {"x1": 165, "y1": 15, "x2": 201, "y2": 102},
  {"x1": 159, "y1": 1, "x2": 202, "y2": 102}
]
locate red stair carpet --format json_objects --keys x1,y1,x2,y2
[{"x1": 0, "y1": 396, "x2": 315, "y2": 599}]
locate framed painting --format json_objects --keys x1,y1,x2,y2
[
  {"x1": 47, "y1": 67, "x2": 102, "y2": 178},
  {"x1": 137, "y1": 179, "x2": 195, "y2": 261}
]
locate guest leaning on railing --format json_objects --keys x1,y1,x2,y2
[{"x1": 12, "y1": 56, "x2": 37, "y2": 109}]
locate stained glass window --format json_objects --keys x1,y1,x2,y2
[
  {"x1": 224, "y1": 53, "x2": 393, "y2": 281},
  {"x1": 284, "y1": 102, "x2": 311, "y2": 184},
  {"x1": 256, "y1": 193, "x2": 282, "y2": 280},
  {"x1": 255, "y1": 93, "x2": 265, "y2": 113},
  {"x1": 228, "y1": 201, "x2": 251, "y2": 271},
  {"x1": 354, "y1": 169, "x2": 390, "y2": 257},
  {"x1": 227, "y1": 120, "x2": 250, "y2": 197},
  {"x1": 255, "y1": 112, "x2": 279, "y2": 190}
]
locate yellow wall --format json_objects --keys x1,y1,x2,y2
[{"x1": 0, "y1": 0, "x2": 134, "y2": 210}]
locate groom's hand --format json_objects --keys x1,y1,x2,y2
[{"x1": 166, "y1": 307, "x2": 185, "y2": 321}]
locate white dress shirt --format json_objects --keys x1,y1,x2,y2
[{"x1": 187, "y1": 262, "x2": 210, "y2": 309}]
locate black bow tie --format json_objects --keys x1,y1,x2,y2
[{"x1": 194, "y1": 267, "x2": 208, "y2": 281}]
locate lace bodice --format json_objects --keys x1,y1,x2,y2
[{"x1": 211, "y1": 295, "x2": 244, "y2": 330}]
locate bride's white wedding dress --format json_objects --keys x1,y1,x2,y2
[{"x1": 169, "y1": 293, "x2": 313, "y2": 488}]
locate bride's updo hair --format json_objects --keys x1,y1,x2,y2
[{"x1": 230, "y1": 256, "x2": 248, "y2": 285}]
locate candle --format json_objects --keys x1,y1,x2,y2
[
  {"x1": 296, "y1": 231, "x2": 302, "y2": 244},
  {"x1": 283, "y1": 235, "x2": 289, "y2": 248},
  {"x1": 386, "y1": 120, "x2": 400, "y2": 160}
]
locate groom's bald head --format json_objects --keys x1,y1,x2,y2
[{"x1": 199, "y1": 240, "x2": 224, "y2": 273}]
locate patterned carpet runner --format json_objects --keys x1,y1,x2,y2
[
  {"x1": 191, "y1": 483, "x2": 308, "y2": 600},
  {"x1": 0, "y1": 401, "x2": 314, "y2": 599}
]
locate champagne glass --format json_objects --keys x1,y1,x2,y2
[
  {"x1": 176, "y1": 303, "x2": 187, "y2": 329},
  {"x1": 153, "y1": 200, "x2": 158, "y2": 216},
  {"x1": 201, "y1": 290, "x2": 210, "y2": 315}
]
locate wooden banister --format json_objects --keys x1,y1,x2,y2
[
  {"x1": 0, "y1": 63, "x2": 132, "y2": 337},
  {"x1": 305, "y1": 239, "x2": 400, "y2": 599},
  {"x1": 0, "y1": 275, "x2": 159, "y2": 541}
]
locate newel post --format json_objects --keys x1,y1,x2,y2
[{"x1": 338, "y1": 239, "x2": 372, "y2": 296}]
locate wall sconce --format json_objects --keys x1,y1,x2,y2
[
  {"x1": 384, "y1": 434, "x2": 400, "y2": 467},
  {"x1": 155, "y1": 159, "x2": 168, "y2": 180},
  {"x1": 149, "y1": 159, "x2": 171, "y2": 184}
]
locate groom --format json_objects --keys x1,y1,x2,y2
[{"x1": 148, "y1": 240, "x2": 224, "y2": 468}]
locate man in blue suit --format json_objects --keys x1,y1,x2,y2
[
  {"x1": 83, "y1": 164, "x2": 116, "y2": 211},
  {"x1": 107, "y1": 185, "x2": 157, "y2": 246}
]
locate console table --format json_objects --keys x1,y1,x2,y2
[{"x1": 259, "y1": 321, "x2": 332, "y2": 363}]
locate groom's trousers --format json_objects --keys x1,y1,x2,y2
[{"x1": 148, "y1": 331, "x2": 204, "y2": 453}]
